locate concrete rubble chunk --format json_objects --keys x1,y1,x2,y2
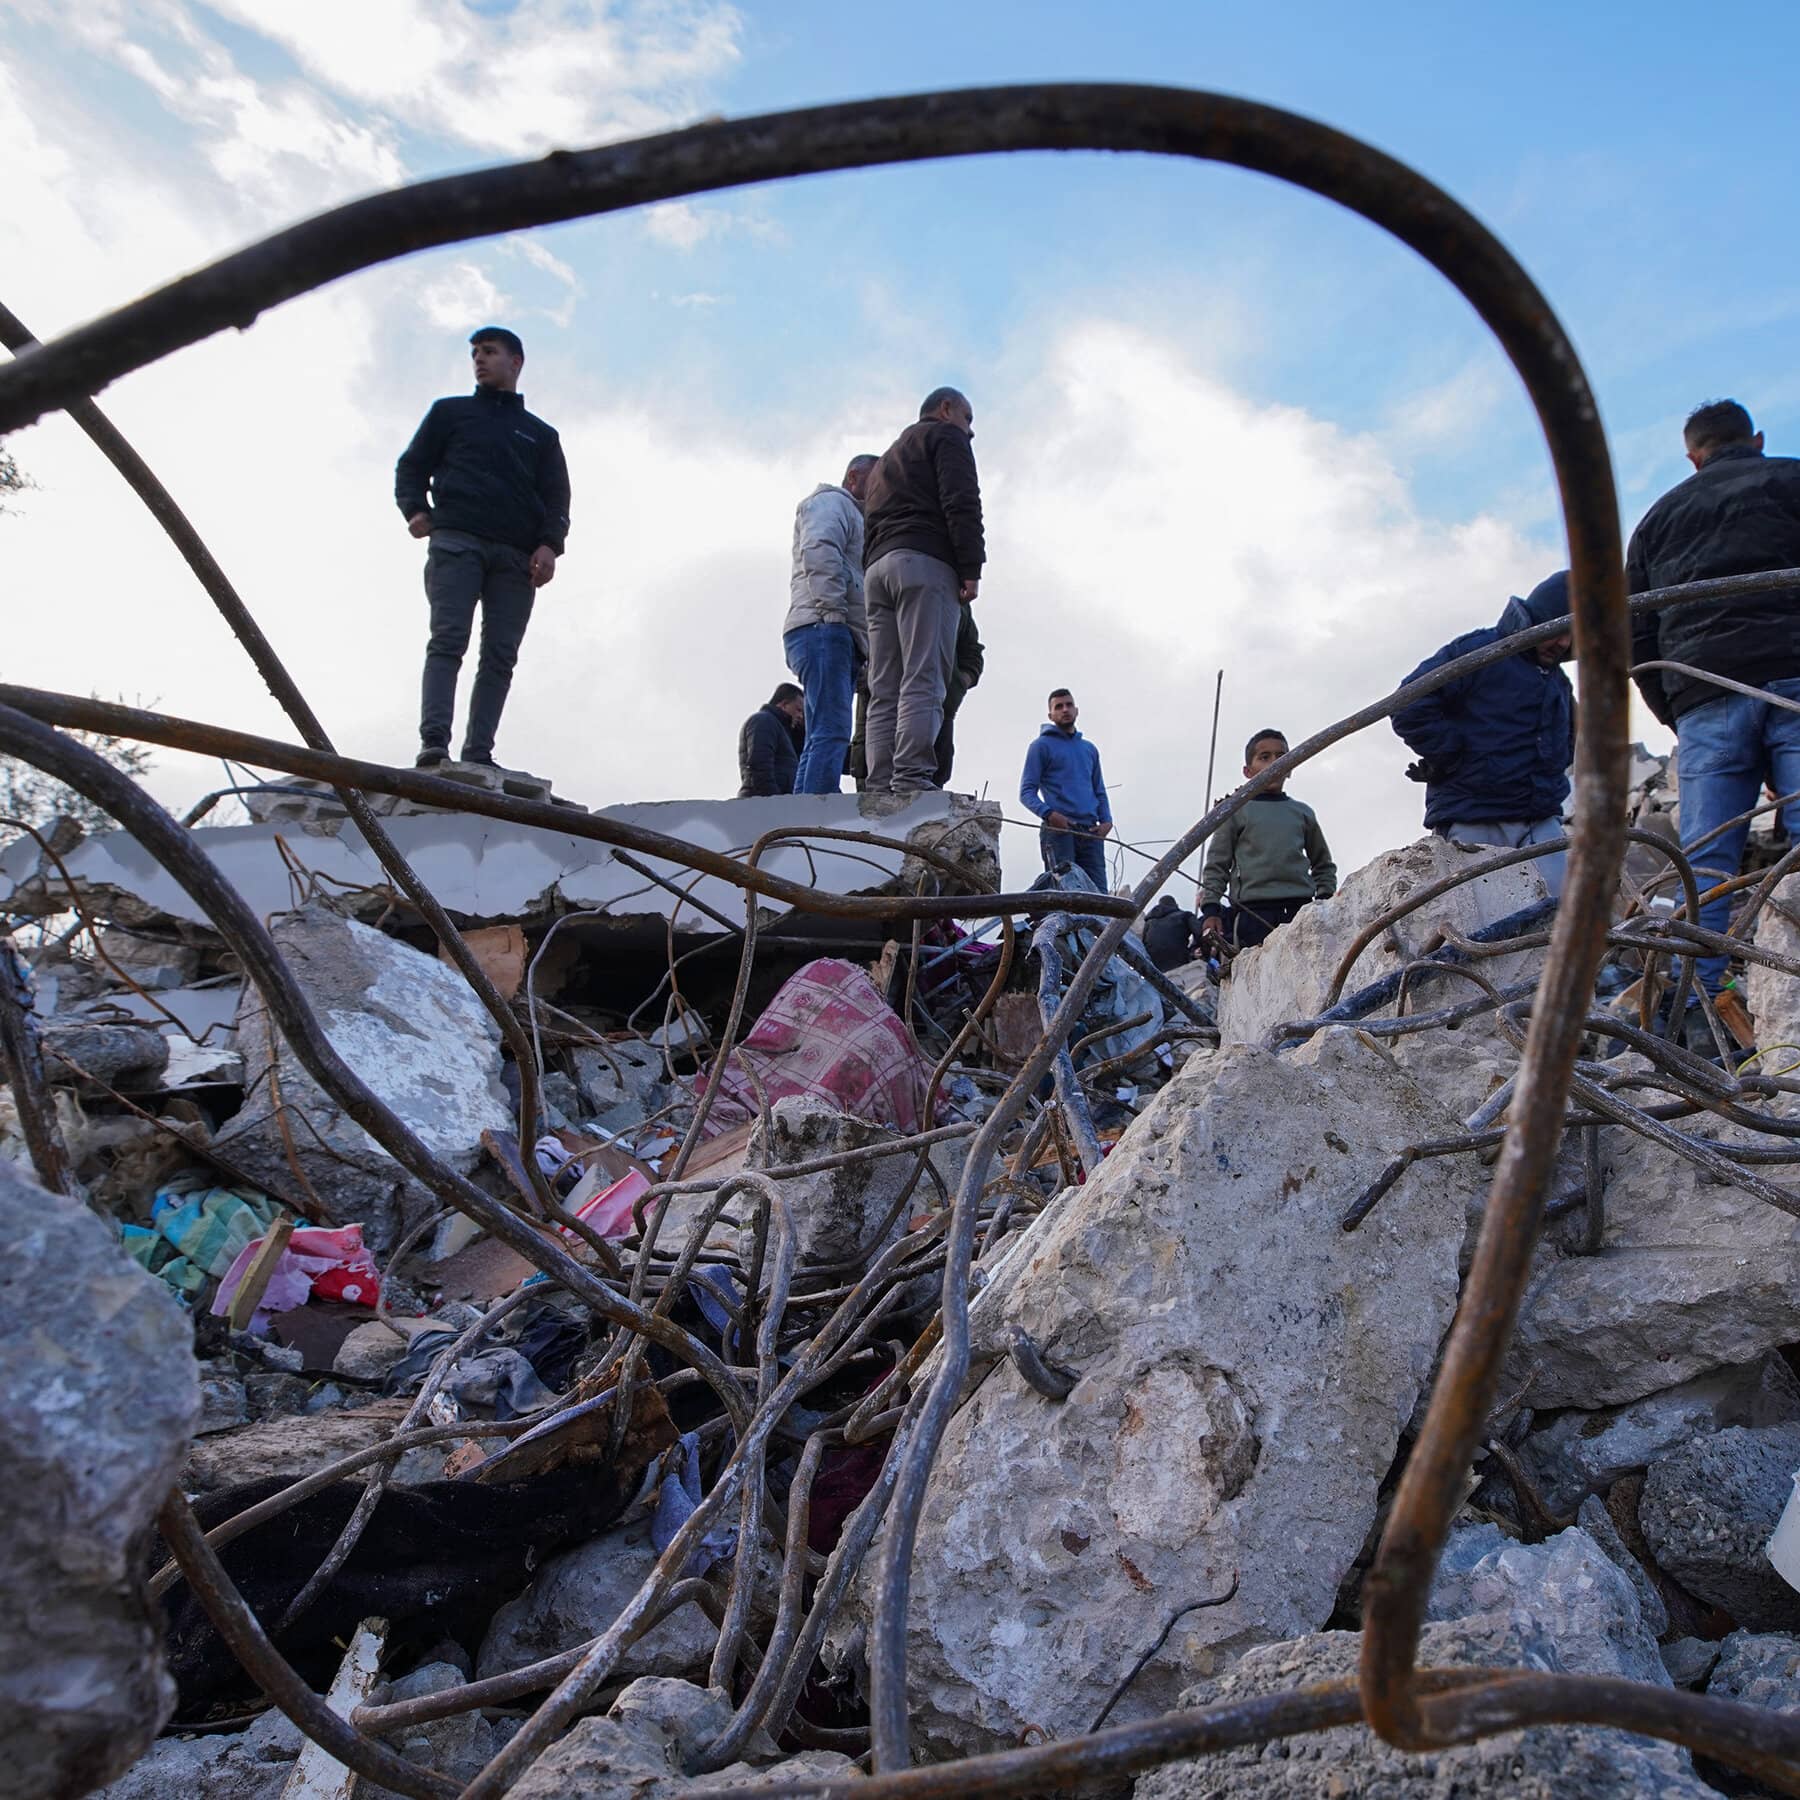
[
  {"x1": 0, "y1": 1163, "x2": 200, "y2": 1800},
  {"x1": 1575, "y1": 1493, "x2": 1668, "y2": 1639},
  {"x1": 366, "y1": 1661, "x2": 508, "y2": 1789},
  {"x1": 1215, "y1": 833, "x2": 1548, "y2": 1051},
  {"x1": 1505, "y1": 1111, "x2": 1800, "y2": 1411},
  {"x1": 183, "y1": 1399, "x2": 442, "y2": 1497},
  {"x1": 41, "y1": 1018, "x2": 171, "y2": 1088},
  {"x1": 737, "y1": 1094, "x2": 918, "y2": 1278},
  {"x1": 506, "y1": 1676, "x2": 858, "y2": 1798},
  {"x1": 1424, "y1": 1523, "x2": 1668, "y2": 1681},
  {"x1": 478, "y1": 1515, "x2": 722, "y2": 1687},
  {"x1": 1748, "y1": 872, "x2": 1800, "y2": 1057},
  {"x1": 90, "y1": 1707, "x2": 303, "y2": 1800},
  {"x1": 828, "y1": 1027, "x2": 1473, "y2": 1758},
  {"x1": 210, "y1": 902, "x2": 513, "y2": 1254},
  {"x1": 1640, "y1": 1422, "x2": 1800, "y2": 1631},
  {"x1": 1705, "y1": 1628, "x2": 1800, "y2": 1714},
  {"x1": 1663, "y1": 1636, "x2": 1722, "y2": 1689},
  {"x1": 1138, "y1": 1525, "x2": 1708, "y2": 1799},
  {"x1": 1522, "y1": 1353, "x2": 1800, "y2": 1517}
]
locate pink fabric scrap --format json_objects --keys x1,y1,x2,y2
[
  {"x1": 211, "y1": 1222, "x2": 382, "y2": 1332},
  {"x1": 703, "y1": 957, "x2": 933, "y2": 1134}
]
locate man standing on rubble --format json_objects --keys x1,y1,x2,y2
[
  {"x1": 1391, "y1": 572, "x2": 1575, "y2": 898},
  {"x1": 785, "y1": 454, "x2": 878, "y2": 793},
  {"x1": 395, "y1": 327, "x2": 571, "y2": 770},
  {"x1": 861, "y1": 387, "x2": 986, "y2": 794},
  {"x1": 1628, "y1": 399, "x2": 1800, "y2": 1048},
  {"x1": 1020, "y1": 688, "x2": 1113, "y2": 890}
]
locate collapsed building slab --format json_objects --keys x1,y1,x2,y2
[{"x1": 0, "y1": 791, "x2": 1003, "y2": 940}]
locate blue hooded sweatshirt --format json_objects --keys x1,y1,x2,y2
[
  {"x1": 1020, "y1": 724, "x2": 1112, "y2": 825},
  {"x1": 1392, "y1": 571, "x2": 1575, "y2": 830}
]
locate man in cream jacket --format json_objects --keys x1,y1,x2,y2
[{"x1": 783, "y1": 454, "x2": 876, "y2": 794}]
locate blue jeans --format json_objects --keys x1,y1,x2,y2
[
  {"x1": 1437, "y1": 816, "x2": 1566, "y2": 898},
  {"x1": 1041, "y1": 821, "x2": 1107, "y2": 892},
  {"x1": 1675, "y1": 676, "x2": 1800, "y2": 994},
  {"x1": 784, "y1": 622, "x2": 857, "y2": 795}
]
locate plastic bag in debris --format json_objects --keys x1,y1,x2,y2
[
  {"x1": 210, "y1": 1222, "x2": 381, "y2": 1333},
  {"x1": 1032, "y1": 866, "x2": 1166, "y2": 1071},
  {"x1": 651, "y1": 1429, "x2": 737, "y2": 1577},
  {"x1": 121, "y1": 1178, "x2": 277, "y2": 1301}
]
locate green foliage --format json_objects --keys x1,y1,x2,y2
[{"x1": 0, "y1": 705, "x2": 155, "y2": 849}]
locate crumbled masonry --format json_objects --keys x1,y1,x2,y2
[
  {"x1": 0, "y1": 722, "x2": 1788, "y2": 1800},
  {"x1": 7, "y1": 93, "x2": 1800, "y2": 1787}
]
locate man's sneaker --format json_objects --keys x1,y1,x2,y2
[
  {"x1": 460, "y1": 753, "x2": 500, "y2": 769},
  {"x1": 415, "y1": 745, "x2": 448, "y2": 769}
]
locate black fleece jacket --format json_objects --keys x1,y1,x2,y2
[
  {"x1": 1627, "y1": 443, "x2": 1800, "y2": 724},
  {"x1": 862, "y1": 419, "x2": 986, "y2": 579},
  {"x1": 395, "y1": 387, "x2": 571, "y2": 555}
]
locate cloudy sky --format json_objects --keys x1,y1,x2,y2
[{"x1": 3, "y1": 1, "x2": 1798, "y2": 892}]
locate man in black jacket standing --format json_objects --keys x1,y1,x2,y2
[
  {"x1": 861, "y1": 387, "x2": 985, "y2": 794},
  {"x1": 395, "y1": 327, "x2": 571, "y2": 769},
  {"x1": 1629, "y1": 398, "x2": 1800, "y2": 1033}
]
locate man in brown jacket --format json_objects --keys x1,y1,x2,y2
[{"x1": 860, "y1": 387, "x2": 986, "y2": 793}]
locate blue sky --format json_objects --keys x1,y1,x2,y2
[{"x1": 3, "y1": 1, "x2": 1796, "y2": 888}]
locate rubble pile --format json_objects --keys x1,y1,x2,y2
[{"x1": 7, "y1": 730, "x2": 1800, "y2": 1800}]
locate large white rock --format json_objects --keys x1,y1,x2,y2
[
  {"x1": 212, "y1": 903, "x2": 512, "y2": 1253},
  {"x1": 1216, "y1": 835, "x2": 1548, "y2": 1052},
  {"x1": 0, "y1": 1164, "x2": 200, "y2": 1800},
  {"x1": 827, "y1": 1028, "x2": 1472, "y2": 1758},
  {"x1": 1505, "y1": 1098, "x2": 1800, "y2": 1410}
]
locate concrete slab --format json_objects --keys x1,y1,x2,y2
[{"x1": 0, "y1": 792, "x2": 1001, "y2": 936}]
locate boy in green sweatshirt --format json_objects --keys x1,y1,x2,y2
[{"x1": 1200, "y1": 729, "x2": 1337, "y2": 951}]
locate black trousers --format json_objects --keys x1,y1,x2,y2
[
  {"x1": 1227, "y1": 894, "x2": 1312, "y2": 949},
  {"x1": 420, "y1": 531, "x2": 535, "y2": 760}
]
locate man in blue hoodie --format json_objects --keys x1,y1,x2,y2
[
  {"x1": 1020, "y1": 688, "x2": 1113, "y2": 890},
  {"x1": 1391, "y1": 572, "x2": 1575, "y2": 896}
]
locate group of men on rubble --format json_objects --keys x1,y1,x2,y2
[{"x1": 390, "y1": 331, "x2": 1800, "y2": 1051}]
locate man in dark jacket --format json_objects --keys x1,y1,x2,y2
[
  {"x1": 738, "y1": 684, "x2": 805, "y2": 797},
  {"x1": 1392, "y1": 572, "x2": 1575, "y2": 896},
  {"x1": 1143, "y1": 894, "x2": 1202, "y2": 971},
  {"x1": 861, "y1": 387, "x2": 985, "y2": 794},
  {"x1": 1628, "y1": 399, "x2": 1800, "y2": 1011},
  {"x1": 395, "y1": 327, "x2": 570, "y2": 769}
]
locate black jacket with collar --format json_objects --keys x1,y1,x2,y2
[
  {"x1": 1627, "y1": 443, "x2": 1800, "y2": 724},
  {"x1": 862, "y1": 419, "x2": 986, "y2": 579},
  {"x1": 395, "y1": 387, "x2": 572, "y2": 555},
  {"x1": 738, "y1": 704, "x2": 803, "y2": 797}
]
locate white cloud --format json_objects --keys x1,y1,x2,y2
[
  {"x1": 200, "y1": 0, "x2": 743, "y2": 155},
  {"x1": 418, "y1": 263, "x2": 510, "y2": 332}
]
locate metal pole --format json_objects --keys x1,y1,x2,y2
[{"x1": 1203, "y1": 669, "x2": 1225, "y2": 810}]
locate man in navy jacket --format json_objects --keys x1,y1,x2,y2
[
  {"x1": 1020, "y1": 688, "x2": 1113, "y2": 890},
  {"x1": 395, "y1": 327, "x2": 571, "y2": 768},
  {"x1": 1392, "y1": 572, "x2": 1575, "y2": 896}
]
